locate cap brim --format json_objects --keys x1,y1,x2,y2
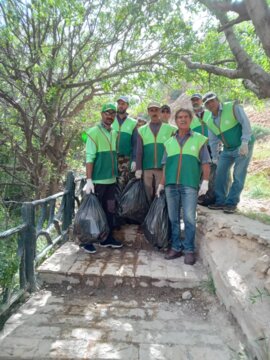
[{"x1": 203, "y1": 96, "x2": 217, "y2": 105}]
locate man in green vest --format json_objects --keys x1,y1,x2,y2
[
  {"x1": 135, "y1": 101, "x2": 176, "y2": 202},
  {"x1": 112, "y1": 96, "x2": 137, "y2": 188},
  {"x1": 202, "y1": 92, "x2": 254, "y2": 214},
  {"x1": 160, "y1": 104, "x2": 171, "y2": 124},
  {"x1": 190, "y1": 93, "x2": 210, "y2": 137},
  {"x1": 156, "y1": 108, "x2": 211, "y2": 265},
  {"x1": 82, "y1": 102, "x2": 123, "y2": 253}
]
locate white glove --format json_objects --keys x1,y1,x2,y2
[
  {"x1": 239, "y1": 142, "x2": 249, "y2": 156},
  {"x1": 198, "y1": 180, "x2": 209, "y2": 196},
  {"x1": 212, "y1": 158, "x2": 218, "y2": 165},
  {"x1": 83, "y1": 179, "x2": 95, "y2": 194},
  {"x1": 130, "y1": 161, "x2": 136, "y2": 172},
  {"x1": 156, "y1": 184, "x2": 164, "y2": 198},
  {"x1": 135, "y1": 170, "x2": 142, "y2": 179}
]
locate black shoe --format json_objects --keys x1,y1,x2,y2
[
  {"x1": 223, "y1": 205, "x2": 237, "y2": 214},
  {"x1": 99, "y1": 237, "x2": 123, "y2": 248},
  {"x1": 81, "y1": 244, "x2": 96, "y2": 254},
  {"x1": 184, "y1": 252, "x2": 196, "y2": 265},
  {"x1": 208, "y1": 203, "x2": 224, "y2": 210},
  {"x1": 164, "y1": 249, "x2": 183, "y2": 260}
]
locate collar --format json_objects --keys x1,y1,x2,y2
[
  {"x1": 176, "y1": 129, "x2": 193, "y2": 138},
  {"x1": 100, "y1": 121, "x2": 111, "y2": 132}
]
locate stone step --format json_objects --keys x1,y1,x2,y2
[
  {"x1": 0, "y1": 288, "x2": 243, "y2": 359},
  {"x1": 37, "y1": 241, "x2": 207, "y2": 289}
]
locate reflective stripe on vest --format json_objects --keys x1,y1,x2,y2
[
  {"x1": 164, "y1": 132, "x2": 207, "y2": 187},
  {"x1": 204, "y1": 102, "x2": 242, "y2": 149},
  {"x1": 190, "y1": 110, "x2": 211, "y2": 137},
  {"x1": 138, "y1": 123, "x2": 175, "y2": 169},
  {"x1": 86, "y1": 125, "x2": 118, "y2": 181},
  {"x1": 112, "y1": 117, "x2": 137, "y2": 156}
]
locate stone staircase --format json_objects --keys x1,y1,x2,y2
[{"x1": 0, "y1": 221, "x2": 247, "y2": 359}]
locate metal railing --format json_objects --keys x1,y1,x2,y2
[{"x1": 0, "y1": 171, "x2": 83, "y2": 319}]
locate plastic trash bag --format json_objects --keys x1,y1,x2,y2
[
  {"x1": 118, "y1": 178, "x2": 149, "y2": 224},
  {"x1": 198, "y1": 163, "x2": 216, "y2": 206},
  {"x1": 142, "y1": 191, "x2": 170, "y2": 249},
  {"x1": 73, "y1": 194, "x2": 109, "y2": 245}
]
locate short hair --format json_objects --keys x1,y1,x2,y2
[{"x1": 175, "y1": 108, "x2": 193, "y2": 121}]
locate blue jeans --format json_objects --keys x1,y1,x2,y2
[
  {"x1": 165, "y1": 185, "x2": 197, "y2": 252},
  {"x1": 215, "y1": 142, "x2": 254, "y2": 206}
]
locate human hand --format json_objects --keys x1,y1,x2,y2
[
  {"x1": 135, "y1": 170, "x2": 142, "y2": 179},
  {"x1": 156, "y1": 184, "x2": 164, "y2": 198},
  {"x1": 131, "y1": 161, "x2": 136, "y2": 172},
  {"x1": 239, "y1": 142, "x2": 249, "y2": 156},
  {"x1": 198, "y1": 180, "x2": 209, "y2": 196},
  {"x1": 83, "y1": 179, "x2": 95, "y2": 194}
]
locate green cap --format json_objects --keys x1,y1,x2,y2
[{"x1": 101, "y1": 103, "x2": 117, "y2": 113}]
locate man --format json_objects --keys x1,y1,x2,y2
[
  {"x1": 160, "y1": 104, "x2": 171, "y2": 124},
  {"x1": 202, "y1": 92, "x2": 255, "y2": 214},
  {"x1": 190, "y1": 93, "x2": 211, "y2": 137},
  {"x1": 112, "y1": 96, "x2": 137, "y2": 188},
  {"x1": 135, "y1": 101, "x2": 176, "y2": 202},
  {"x1": 82, "y1": 103, "x2": 123, "y2": 253},
  {"x1": 156, "y1": 108, "x2": 210, "y2": 265}
]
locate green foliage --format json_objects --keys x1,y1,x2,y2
[
  {"x1": 200, "y1": 274, "x2": 216, "y2": 295},
  {"x1": 252, "y1": 125, "x2": 270, "y2": 140}
]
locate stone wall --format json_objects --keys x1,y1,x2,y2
[{"x1": 197, "y1": 206, "x2": 270, "y2": 359}]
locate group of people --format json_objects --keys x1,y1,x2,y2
[{"x1": 82, "y1": 92, "x2": 254, "y2": 266}]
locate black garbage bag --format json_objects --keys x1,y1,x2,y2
[
  {"x1": 73, "y1": 194, "x2": 109, "y2": 245},
  {"x1": 142, "y1": 192, "x2": 170, "y2": 249},
  {"x1": 118, "y1": 178, "x2": 149, "y2": 224},
  {"x1": 198, "y1": 163, "x2": 217, "y2": 206}
]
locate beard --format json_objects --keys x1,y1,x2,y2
[{"x1": 117, "y1": 109, "x2": 126, "y2": 115}]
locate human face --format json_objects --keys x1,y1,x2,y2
[
  {"x1": 191, "y1": 97, "x2": 203, "y2": 111},
  {"x1": 148, "y1": 107, "x2": 161, "y2": 122},
  {"x1": 204, "y1": 98, "x2": 219, "y2": 115},
  {"x1": 161, "y1": 109, "x2": 171, "y2": 123},
  {"x1": 117, "y1": 100, "x2": 129, "y2": 114},
  {"x1": 175, "y1": 111, "x2": 192, "y2": 132},
  {"x1": 101, "y1": 110, "x2": 116, "y2": 128}
]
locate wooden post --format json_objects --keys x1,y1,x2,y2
[
  {"x1": 21, "y1": 202, "x2": 37, "y2": 292},
  {"x1": 62, "y1": 171, "x2": 75, "y2": 232}
]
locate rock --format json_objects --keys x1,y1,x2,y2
[
  {"x1": 67, "y1": 285, "x2": 72, "y2": 291},
  {"x1": 182, "y1": 291, "x2": 192, "y2": 300},
  {"x1": 264, "y1": 279, "x2": 270, "y2": 293},
  {"x1": 231, "y1": 226, "x2": 247, "y2": 236},
  {"x1": 255, "y1": 254, "x2": 270, "y2": 275}
]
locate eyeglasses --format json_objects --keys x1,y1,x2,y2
[{"x1": 104, "y1": 111, "x2": 116, "y2": 116}]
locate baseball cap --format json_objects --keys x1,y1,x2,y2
[
  {"x1": 147, "y1": 101, "x2": 161, "y2": 109},
  {"x1": 190, "y1": 93, "x2": 202, "y2": 100},
  {"x1": 101, "y1": 103, "x2": 117, "y2": 113},
  {"x1": 161, "y1": 104, "x2": 171, "y2": 112},
  {"x1": 202, "y1": 92, "x2": 217, "y2": 105},
  {"x1": 117, "y1": 95, "x2": 129, "y2": 104}
]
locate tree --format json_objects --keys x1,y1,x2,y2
[
  {"x1": 181, "y1": 0, "x2": 270, "y2": 99},
  {"x1": 0, "y1": 0, "x2": 190, "y2": 197}
]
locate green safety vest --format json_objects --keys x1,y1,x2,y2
[
  {"x1": 138, "y1": 123, "x2": 176, "y2": 170},
  {"x1": 164, "y1": 132, "x2": 207, "y2": 188},
  {"x1": 190, "y1": 110, "x2": 211, "y2": 137},
  {"x1": 112, "y1": 117, "x2": 137, "y2": 157},
  {"x1": 86, "y1": 125, "x2": 118, "y2": 181},
  {"x1": 204, "y1": 102, "x2": 254, "y2": 150}
]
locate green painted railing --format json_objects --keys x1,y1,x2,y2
[{"x1": 0, "y1": 171, "x2": 85, "y2": 320}]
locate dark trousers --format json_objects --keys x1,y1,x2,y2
[{"x1": 95, "y1": 183, "x2": 116, "y2": 237}]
